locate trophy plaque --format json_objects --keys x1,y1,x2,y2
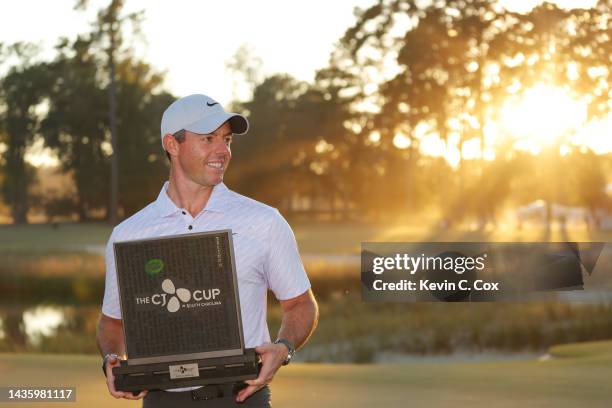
[{"x1": 111, "y1": 230, "x2": 259, "y2": 391}]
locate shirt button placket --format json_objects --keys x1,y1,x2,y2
[{"x1": 180, "y1": 210, "x2": 193, "y2": 231}]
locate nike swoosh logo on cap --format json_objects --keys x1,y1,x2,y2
[{"x1": 207, "y1": 102, "x2": 219, "y2": 107}]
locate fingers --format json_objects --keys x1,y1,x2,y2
[
  {"x1": 105, "y1": 357, "x2": 120, "y2": 395},
  {"x1": 105, "y1": 356, "x2": 148, "y2": 400},
  {"x1": 236, "y1": 384, "x2": 262, "y2": 403},
  {"x1": 109, "y1": 389, "x2": 129, "y2": 399},
  {"x1": 254, "y1": 343, "x2": 273, "y2": 354},
  {"x1": 108, "y1": 387, "x2": 148, "y2": 400},
  {"x1": 237, "y1": 343, "x2": 286, "y2": 402},
  {"x1": 107, "y1": 378, "x2": 129, "y2": 399},
  {"x1": 121, "y1": 390, "x2": 148, "y2": 400},
  {"x1": 111, "y1": 392, "x2": 146, "y2": 400},
  {"x1": 245, "y1": 374, "x2": 268, "y2": 386},
  {"x1": 108, "y1": 386, "x2": 148, "y2": 400},
  {"x1": 237, "y1": 359, "x2": 273, "y2": 402},
  {"x1": 252, "y1": 359, "x2": 276, "y2": 385}
]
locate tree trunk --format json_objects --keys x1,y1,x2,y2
[
  {"x1": 2, "y1": 308, "x2": 27, "y2": 350},
  {"x1": 7, "y1": 152, "x2": 29, "y2": 224},
  {"x1": 107, "y1": 26, "x2": 119, "y2": 225}
]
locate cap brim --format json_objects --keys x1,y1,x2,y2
[{"x1": 184, "y1": 112, "x2": 249, "y2": 135}]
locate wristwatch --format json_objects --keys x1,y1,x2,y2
[
  {"x1": 274, "y1": 339, "x2": 295, "y2": 366},
  {"x1": 102, "y1": 353, "x2": 119, "y2": 377}
]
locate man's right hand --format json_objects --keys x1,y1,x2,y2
[{"x1": 104, "y1": 355, "x2": 148, "y2": 400}]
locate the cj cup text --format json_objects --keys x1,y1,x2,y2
[
  {"x1": 145, "y1": 289, "x2": 221, "y2": 306},
  {"x1": 372, "y1": 253, "x2": 487, "y2": 275},
  {"x1": 138, "y1": 289, "x2": 221, "y2": 307}
]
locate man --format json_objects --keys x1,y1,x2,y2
[{"x1": 97, "y1": 94, "x2": 319, "y2": 407}]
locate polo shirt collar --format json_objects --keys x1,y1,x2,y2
[
  {"x1": 155, "y1": 181, "x2": 231, "y2": 217},
  {"x1": 204, "y1": 182, "x2": 231, "y2": 213}
]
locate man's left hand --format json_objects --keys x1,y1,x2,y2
[{"x1": 235, "y1": 342, "x2": 288, "y2": 402}]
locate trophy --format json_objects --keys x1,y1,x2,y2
[{"x1": 111, "y1": 230, "x2": 259, "y2": 391}]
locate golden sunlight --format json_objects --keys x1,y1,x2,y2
[
  {"x1": 393, "y1": 133, "x2": 411, "y2": 149},
  {"x1": 498, "y1": 0, "x2": 598, "y2": 13},
  {"x1": 572, "y1": 116, "x2": 612, "y2": 154},
  {"x1": 498, "y1": 84, "x2": 588, "y2": 150}
]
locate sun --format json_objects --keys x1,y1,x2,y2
[
  {"x1": 498, "y1": 84, "x2": 588, "y2": 151},
  {"x1": 388, "y1": 83, "x2": 610, "y2": 165}
]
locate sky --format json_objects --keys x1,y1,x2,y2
[
  {"x1": 0, "y1": 0, "x2": 379, "y2": 104},
  {"x1": 1, "y1": 0, "x2": 597, "y2": 104}
]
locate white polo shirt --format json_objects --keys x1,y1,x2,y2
[{"x1": 102, "y1": 181, "x2": 311, "y2": 348}]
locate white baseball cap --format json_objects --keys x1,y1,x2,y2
[{"x1": 160, "y1": 94, "x2": 249, "y2": 148}]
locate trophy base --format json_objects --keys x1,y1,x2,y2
[{"x1": 113, "y1": 348, "x2": 260, "y2": 392}]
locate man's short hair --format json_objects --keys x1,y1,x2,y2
[{"x1": 165, "y1": 129, "x2": 186, "y2": 161}]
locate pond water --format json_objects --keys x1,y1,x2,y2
[{"x1": 0, "y1": 305, "x2": 100, "y2": 353}]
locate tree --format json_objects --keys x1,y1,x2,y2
[
  {"x1": 323, "y1": 0, "x2": 612, "y2": 222},
  {"x1": 42, "y1": 37, "x2": 173, "y2": 220},
  {"x1": 567, "y1": 149, "x2": 608, "y2": 227},
  {"x1": 488, "y1": 1, "x2": 611, "y2": 121},
  {"x1": 226, "y1": 73, "x2": 357, "y2": 217},
  {"x1": 225, "y1": 44, "x2": 264, "y2": 104},
  {"x1": 0, "y1": 43, "x2": 50, "y2": 223},
  {"x1": 226, "y1": 74, "x2": 308, "y2": 208},
  {"x1": 486, "y1": 1, "x2": 612, "y2": 228},
  {"x1": 114, "y1": 57, "x2": 173, "y2": 216},
  {"x1": 331, "y1": 1, "x2": 506, "y2": 217},
  {"x1": 75, "y1": 0, "x2": 144, "y2": 224},
  {"x1": 41, "y1": 36, "x2": 109, "y2": 220}
]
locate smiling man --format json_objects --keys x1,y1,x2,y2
[{"x1": 97, "y1": 94, "x2": 319, "y2": 407}]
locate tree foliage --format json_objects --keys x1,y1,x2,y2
[
  {"x1": 0, "y1": 44, "x2": 50, "y2": 223},
  {"x1": 41, "y1": 36, "x2": 109, "y2": 220}
]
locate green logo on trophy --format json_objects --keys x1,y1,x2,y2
[{"x1": 145, "y1": 258, "x2": 164, "y2": 276}]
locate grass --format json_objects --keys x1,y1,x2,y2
[
  {"x1": 284, "y1": 300, "x2": 612, "y2": 362},
  {"x1": 1, "y1": 340, "x2": 612, "y2": 407},
  {"x1": 0, "y1": 223, "x2": 111, "y2": 253},
  {"x1": 549, "y1": 340, "x2": 612, "y2": 359},
  {"x1": 1, "y1": 221, "x2": 611, "y2": 255}
]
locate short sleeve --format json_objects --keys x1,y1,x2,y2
[
  {"x1": 102, "y1": 228, "x2": 122, "y2": 319},
  {"x1": 264, "y1": 210, "x2": 311, "y2": 300}
]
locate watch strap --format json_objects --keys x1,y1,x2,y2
[
  {"x1": 274, "y1": 339, "x2": 295, "y2": 365},
  {"x1": 102, "y1": 353, "x2": 118, "y2": 378}
]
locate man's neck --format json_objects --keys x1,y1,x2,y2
[{"x1": 166, "y1": 171, "x2": 215, "y2": 218}]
